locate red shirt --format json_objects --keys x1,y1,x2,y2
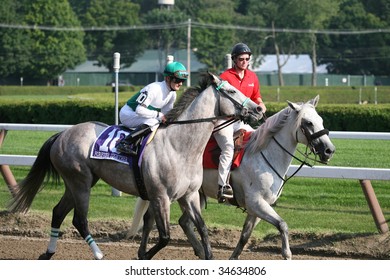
[{"x1": 220, "y1": 67, "x2": 261, "y2": 103}]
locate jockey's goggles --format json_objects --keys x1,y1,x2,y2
[
  {"x1": 172, "y1": 70, "x2": 189, "y2": 80},
  {"x1": 173, "y1": 77, "x2": 186, "y2": 84}
]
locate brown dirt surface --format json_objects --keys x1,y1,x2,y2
[{"x1": 0, "y1": 211, "x2": 389, "y2": 260}]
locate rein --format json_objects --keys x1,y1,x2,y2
[
  {"x1": 165, "y1": 81, "x2": 250, "y2": 128},
  {"x1": 261, "y1": 136, "x2": 313, "y2": 197},
  {"x1": 166, "y1": 114, "x2": 235, "y2": 125}
]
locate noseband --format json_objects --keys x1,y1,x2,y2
[
  {"x1": 215, "y1": 81, "x2": 252, "y2": 119},
  {"x1": 299, "y1": 122, "x2": 329, "y2": 154}
]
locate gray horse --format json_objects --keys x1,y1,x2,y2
[
  {"x1": 9, "y1": 72, "x2": 262, "y2": 260},
  {"x1": 128, "y1": 95, "x2": 335, "y2": 260}
]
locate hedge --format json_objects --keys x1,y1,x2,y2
[
  {"x1": 257, "y1": 103, "x2": 390, "y2": 132},
  {"x1": 0, "y1": 85, "x2": 145, "y2": 96},
  {"x1": 1, "y1": 101, "x2": 390, "y2": 132}
]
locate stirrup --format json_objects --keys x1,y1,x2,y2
[
  {"x1": 217, "y1": 184, "x2": 234, "y2": 203},
  {"x1": 116, "y1": 142, "x2": 138, "y2": 156}
]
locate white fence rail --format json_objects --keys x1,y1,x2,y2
[
  {"x1": 1, "y1": 125, "x2": 390, "y2": 176},
  {"x1": 1, "y1": 123, "x2": 389, "y2": 233}
]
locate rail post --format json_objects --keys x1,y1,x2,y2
[
  {"x1": 0, "y1": 129, "x2": 18, "y2": 197},
  {"x1": 112, "y1": 52, "x2": 122, "y2": 197},
  {"x1": 359, "y1": 179, "x2": 389, "y2": 233}
]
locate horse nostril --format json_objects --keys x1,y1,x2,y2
[
  {"x1": 256, "y1": 106, "x2": 262, "y2": 113},
  {"x1": 326, "y1": 148, "x2": 334, "y2": 156}
]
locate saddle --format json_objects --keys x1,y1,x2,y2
[
  {"x1": 90, "y1": 125, "x2": 156, "y2": 200},
  {"x1": 203, "y1": 129, "x2": 251, "y2": 170}
]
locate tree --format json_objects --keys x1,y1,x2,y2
[
  {"x1": 81, "y1": 0, "x2": 146, "y2": 71},
  {"x1": 142, "y1": 7, "x2": 188, "y2": 72},
  {"x1": 0, "y1": 0, "x2": 31, "y2": 82},
  {"x1": 246, "y1": 0, "x2": 302, "y2": 86},
  {"x1": 68, "y1": 0, "x2": 92, "y2": 15},
  {"x1": 278, "y1": 0, "x2": 340, "y2": 86},
  {"x1": 132, "y1": 0, "x2": 159, "y2": 14},
  {"x1": 22, "y1": 0, "x2": 86, "y2": 84},
  {"x1": 185, "y1": 0, "x2": 239, "y2": 72},
  {"x1": 319, "y1": 0, "x2": 390, "y2": 75},
  {"x1": 233, "y1": 1, "x2": 266, "y2": 70}
]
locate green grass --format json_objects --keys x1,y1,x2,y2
[{"x1": 1, "y1": 131, "x2": 390, "y2": 239}]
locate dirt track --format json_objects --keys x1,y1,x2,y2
[{"x1": 1, "y1": 211, "x2": 389, "y2": 260}]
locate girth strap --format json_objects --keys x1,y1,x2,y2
[{"x1": 132, "y1": 137, "x2": 149, "y2": 201}]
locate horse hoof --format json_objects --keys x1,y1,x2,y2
[{"x1": 38, "y1": 252, "x2": 54, "y2": 260}]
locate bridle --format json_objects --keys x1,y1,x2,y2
[
  {"x1": 165, "y1": 80, "x2": 259, "y2": 129},
  {"x1": 260, "y1": 114, "x2": 330, "y2": 196},
  {"x1": 299, "y1": 122, "x2": 329, "y2": 156}
]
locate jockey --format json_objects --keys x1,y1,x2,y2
[
  {"x1": 216, "y1": 43, "x2": 267, "y2": 203},
  {"x1": 116, "y1": 61, "x2": 188, "y2": 155}
]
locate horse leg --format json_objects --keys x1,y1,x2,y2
[
  {"x1": 58, "y1": 172, "x2": 103, "y2": 260},
  {"x1": 139, "y1": 196, "x2": 171, "y2": 260},
  {"x1": 137, "y1": 206, "x2": 155, "y2": 259},
  {"x1": 230, "y1": 214, "x2": 261, "y2": 260},
  {"x1": 178, "y1": 192, "x2": 206, "y2": 259},
  {"x1": 38, "y1": 189, "x2": 74, "y2": 260},
  {"x1": 250, "y1": 199, "x2": 292, "y2": 260},
  {"x1": 70, "y1": 184, "x2": 104, "y2": 260},
  {"x1": 178, "y1": 192, "x2": 213, "y2": 260}
]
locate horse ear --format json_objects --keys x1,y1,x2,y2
[
  {"x1": 287, "y1": 100, "x2": 300, "y2": 112},
  {"x1": 308, "y1": 95, "x2": 320, "y2": 107},
  {"x1": 208, "y1": 72, "x2": 220, "y2": 84}
]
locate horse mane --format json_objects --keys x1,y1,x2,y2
[
  {"x1": 245, "y1": 106, "x2": 293, "y2": 155},
  {"x1": 246, "y1": 102, "x2": 315, "y2": 154},
  {"x1": 165, "y1": 73, "x2": 213, "y2": 122}
]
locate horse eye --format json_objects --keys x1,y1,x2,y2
[{"x1": 305, "y1": 121, "x2": 313, "y2": 126}]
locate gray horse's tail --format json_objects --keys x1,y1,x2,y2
[{"x1": 8, "y1": 132, "x2": 62, "y2": 213}]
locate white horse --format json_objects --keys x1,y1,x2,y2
[{"x1": 128, "y1": 95, "x2": 335, "y2": 260}]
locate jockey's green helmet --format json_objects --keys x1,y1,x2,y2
[{"x1": 163, "y1": 62, "x2": 188, "y2": 80}]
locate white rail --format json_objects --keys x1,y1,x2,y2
[
  {"x1": 287, "y1": 166, "x2": 390, "y2": 180},
  {"x1": 0, "y1": 123, "x2": 72, "y2": 131},
  {"x1": 2, "y1": 155, "x2": 390, "y2": 180},
  {"x1": 1, "y1": 125, "x2": 390, "y2": 176},
  {"x1": 1, "y1": 123, "x2": 389, "y2": 232}
]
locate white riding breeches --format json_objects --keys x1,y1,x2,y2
[
  {"x1": 214, "y1": 121, "x2": 234, "y2": 186},
  {"x1": 119, "y1": 105, "x2": 159, "y2": 131}
]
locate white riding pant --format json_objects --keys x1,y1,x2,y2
[
  {"x1": 119, "y1": 105, "x2": 159, "y2": 131},
  {"x1": 214, "y1": 121, "x2": 255, "y2": 186},
  {"x1": 214, "y1": 121, "x2": 234, "y2": 186}
]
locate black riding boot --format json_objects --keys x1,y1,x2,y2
[{"x1": 116, "y1": 124, "x2": 151, "y2": 155}]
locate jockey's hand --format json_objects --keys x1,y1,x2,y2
[
  {"x1": 158, "y1": 112, "x2": 167, "y2": 123},
  {"x1": 259, "y1": 102, "x2": 267, "y2": 114}
]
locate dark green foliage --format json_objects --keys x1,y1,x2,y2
[
  {"x1": 0, "y1": 102, "x2": 115, "y2": 125},
  {"x1": 1, "y1": 85, "x2": 390, "y2": 131},
  {"x1": 262, "y1": 103, "x2": 390, "y2": 132},
  {"x1": 1, "y1": 99, "x2": 390, "y2": 131},
  {"x1": 0, "y1": 86, "x2": 110, "y2": 96}
]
